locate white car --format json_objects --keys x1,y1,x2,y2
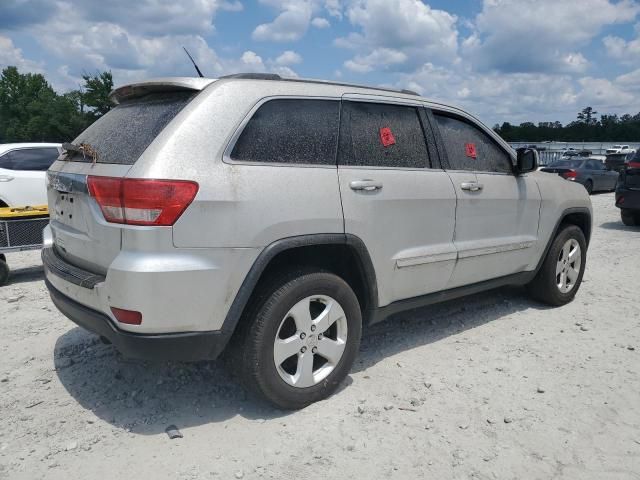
[
  {"x1": 605, "y1": 144, "x2": 633, "y2": 154},
  {"x1": 0, "y1": 143, "x2": 62, "y2": 207}
]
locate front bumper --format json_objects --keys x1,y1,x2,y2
[{"x1": 46, "y1": 278, "x2": 229, "y2": 361}]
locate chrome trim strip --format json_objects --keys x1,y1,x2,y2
[
  {"x1": 457, "y1": 241, "x2": 534, "y2": 259},
  {"x1": 396, "y1": 251, "x2": 457, "y2": 268},
  {"x1": 46, "y1": 171, "x2": 88, "y2": 194}
]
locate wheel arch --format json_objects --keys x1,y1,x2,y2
[
  {"x1": 222, "y1": 234, "x2": 379, "y2": 338},
  {"x1": 534, "y1": 207, "x2": 592, "y2": 275}
]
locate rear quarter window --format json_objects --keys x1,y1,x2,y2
[
  {"x1": 66, "y1": 91, "x2": 194, "y2": 165},
  {"x1": 230, "y1": 99, "x2": 340, "y2": 165}
]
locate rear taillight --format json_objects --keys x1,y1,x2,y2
[
  {"x1": 87, "y1": 176, "x2": 198, "y2": 226},
  {"x1": 561, "y1": 170, "x2": 577, "y2": 180},
  {"x1": 628, "y1": 161, "x2": 640, "y2": 168}
]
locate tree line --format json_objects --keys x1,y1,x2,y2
[
  {"x1": 2, "y1": 65, "x2": 640, "y2": 143},
  {"x1": 493, "y1": 106, "x2": 640, "y2": 142},
  {"x1": 0, "y1": 66, "x2": 113, "y2": 143}
]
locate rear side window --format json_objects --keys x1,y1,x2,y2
[
  {"x1": 231, "y1": 99, "x2": 339, "y2": 165},
  {"x1": 67, "y1": 92, "x2": 194, "y2": 165},
  {"x1": 434, "y1": 113, "x2": 512, "y2": 173},
  {"x1": 0, "y1": 148, "x2": 58, "y2": 171},
  {"x1": 339, "y1": 101, "x2": 429, "y2": 168},
  {"x1": 586, "y1": 160, "x2": 604, "y2": 170}
]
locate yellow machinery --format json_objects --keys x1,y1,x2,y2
[{"x1": 0, "y1": 205, "x2": 49, "y2": 286}]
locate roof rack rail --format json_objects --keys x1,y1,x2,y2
[
  {"x1": 218, "y1": 73, "x2": 282, "y2": 81},
  {"x1": 217, "y1": 72, "x2": 421, "y2": 97}
]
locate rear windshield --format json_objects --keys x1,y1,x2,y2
[
  {"x1": 65, "y1": 91, "x2": 194, "y2": 164},
  {"x1": 549, "y1": 160, "x2": 584, "y2": 168}
]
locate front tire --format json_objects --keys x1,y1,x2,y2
[
  {"x1": 529, "y1": 225, "x2": 586, "y2": 306},
  {"x1": 237, "y1": 271, "x2": 362, "y2": 410}
]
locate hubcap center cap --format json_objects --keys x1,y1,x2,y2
[{"x1": 305, "y1": 334, "x2": 318, "y2": 348}]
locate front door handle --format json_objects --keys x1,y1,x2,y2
[
  {"x1": 460, "y1": 181, "x2": 483, "y2": 192},
  {"x1": 0, "y1": 175, "x2": 14, "y2": 182},
  {"x1": 350, "y1": 180, "x2": 383, "y2": 191}
]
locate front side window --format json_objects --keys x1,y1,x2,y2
[
  {"x1": 231, "y1": 99, "x2": 340, "y2": 165},
  {"x1": 434, "y1": 113, "x2": 513, "y2": 174},
  {"x1": 339, "y1": 101, "x2": 430, "y2": 168},
  {"x1": 5, "y1": 148, "x2": 59, "y2": 171}
]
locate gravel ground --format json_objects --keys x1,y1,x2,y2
[{"x1": 1, "y1": 192, "x2": 639, "y2": 480}]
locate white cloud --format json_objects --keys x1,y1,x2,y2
[
  {"x1": 252, "y1": 2, "x2": 314, "y2": 42},
  {"x1": 465, "y1": 0, "x2": 640, "y2": 73},
  {"x1": 576, "y1": 77, "x2": 635, "y2": 108},
  {"x1": 344, "y1": 47, "x2": 407, "y2": 73},
  {"x1": 337, "y1": 0, "x2": 458, "y2": 70},
  {"x1": 616, "y1": 68, "x2": 640, "y2": 89},
  {"x1": 274, "y1": 50, "x2": 303, "y2": 65},
  {"x1": 0, "y1": 35, "x2": 44, "y2": 73},
  {"x1": 311, "y1": 17, "x2": 330, "y2": 28},
  {"x1": 604, "y1": 33, "x2": 640, "y2": 64}
]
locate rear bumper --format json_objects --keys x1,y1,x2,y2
[
  {"x1": 616, "y1": 187, "x2": 640, "y2": 211},
  {"x1": 46, "y1": 278, "x2": 229, "y2": 361}
]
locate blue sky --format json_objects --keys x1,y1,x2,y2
[{"x1": 1, "y1": 0, "x2": 640, "y2": 125}]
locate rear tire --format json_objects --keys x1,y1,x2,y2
[
  {"x1": 621, "y1": 209, "x2": 640, "y2": 226},
  {"x1": 236, "y1": 270, "x2": 362, "y2": 410},
  {"x1": 529, "y1": 225, "x2": 586, "y2": 306},
  {"x1": 584, "y1": 180, "x2": 593, "y2": 195}
]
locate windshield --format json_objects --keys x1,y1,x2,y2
[
  {"x1": 549, "y1": 160, "x2": 584, "y2": 169},
  {"x1": 65, "y1": 91, "x2": 194, "y2": 164}
]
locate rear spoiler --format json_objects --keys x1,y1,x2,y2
[{"x1": 109, "y1": 77, "x2": 216, "y2": 104}]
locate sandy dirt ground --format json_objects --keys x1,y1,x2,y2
[{"x1": 1, "y1": 192, "x2": 639, "y2": 480}]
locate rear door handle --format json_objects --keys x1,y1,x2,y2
[
  {"x1": 350, "y1": 180, "x2": 383, "y2": 191},
  {"x1": 460, "y1": 181, "x2": 483, "y2": 192},
  {"x1": 0, "y1": 175, "x2": 14, "y2": 182}
]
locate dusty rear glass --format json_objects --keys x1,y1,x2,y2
[{"x1": 65, "y1": 91, "x2": 194, "y2": 164}]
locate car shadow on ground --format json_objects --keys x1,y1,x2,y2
[
  {"x1": 600, "y1": 221, "x2": 640, "y2": 231},
  {"x1": 53, "y1": 285, "x2": 547, "y2": 435},
  {"x1": 5, "y1": 264, "x2": 44, "y2": 285}
]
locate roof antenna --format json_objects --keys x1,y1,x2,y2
[{"x1": 183, "y1": 47, "x2": 204, "y2": 78}]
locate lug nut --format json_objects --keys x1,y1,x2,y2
[
  {"x1": 312, "y1": 347, "x2": 317, "y2": 353},
  {"x1": 300, "y1": 346, "x2": 307, "y2": 353},
  {"x1": 300, "y1": 333, "x2": 306, "y2": 339},
  {"x1": 310, "y1": 325, "x2": 316, "y2": 332}
]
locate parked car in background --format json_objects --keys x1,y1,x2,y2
[
  {"x1": 605, "y1": 151, "x2": 636, "y2": 172},
  {"x1": 540, "y1": 158, "x2": 619, "y2": 194},
  {"x1": 615, "y1": 151, "x2": 640, "y2": 226},
  {"x1": 605, "y1": 144, "x2": 633, "y2": 154},
  {"x1": 42, "y1": 74, "x2": 592, "y2": 409},
  {"x1": 0, "y1": 143, "x2": 62, "y2": 207}
]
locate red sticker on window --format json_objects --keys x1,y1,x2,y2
[
  {"x1": 380, "y1": 127, "x2": 396, "y2": 147},
  {"x1": 465, "y1": 143, "x2": 477, "y2": 158}
]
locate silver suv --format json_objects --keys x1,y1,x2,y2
[{"x1": 43, "y1": 74, "x2": 592, "y2": 409}]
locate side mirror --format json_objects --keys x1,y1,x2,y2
[{"x1": 516, "y1": 148, "x2": 538, "y2": 174}]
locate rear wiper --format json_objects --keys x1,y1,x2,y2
[{"x1": 61, "y1": 142, "x2": 99, "y2": 163}]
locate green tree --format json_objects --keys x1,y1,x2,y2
[
  {"x1": 0, "y1": 66, "x2": 84, "y2": 142},
  {"x1": 577, "y1": 106, "x2": 598, "y2": 125},
  {"x1": 82, "y1": 71, "x2": 114, "y2": 119}
]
